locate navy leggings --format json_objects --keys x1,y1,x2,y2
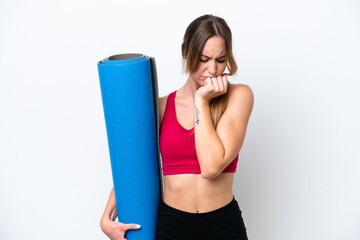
[{"x1": 155, "y1": 195, "x2": 248, "y2": 240}]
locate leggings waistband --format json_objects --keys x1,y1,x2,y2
[{"x1": 159, "y1": 195, "x2": 240, "y2": 220}]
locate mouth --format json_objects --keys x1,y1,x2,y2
[{"x1": 201, "y1": 76, "x2": 209, "y2": 80}]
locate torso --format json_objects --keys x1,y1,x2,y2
[{"x1": 159, "y1": 84, "x2": 242, "y2": 213}]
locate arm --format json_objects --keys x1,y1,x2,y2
[
  {"x1": 194, "y1": 98, "x2": 225, "y2": 178},
  {"x1": 100, "y1": 186, "x2": 118, "y2": 227},
  {"x1": 195, "y1": 83, "x2": 254, "y2": 179},
  {"x1": 100, "y1": 187, "x2": 141, "y2": 240}
]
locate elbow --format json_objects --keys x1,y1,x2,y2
[
  {"x1": 200, "y1": 156, "x2": 224, "y2": 179},
  {"x1": 201, "y1": 167, "x2": 221, "y2": 179}
]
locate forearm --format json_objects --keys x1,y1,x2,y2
[
  {"x1": 101, "y1": 186, "x2": 118, "y2": 222},
  {"x1": 194, "y1": 98, "x2": 225, "y2": 178}
]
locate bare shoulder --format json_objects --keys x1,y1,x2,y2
[
  {"x1": 229, "y1": 83, "x2": 253, "y2": 97},
  {"x1": 159, "y1": 94, "x2": 169, "y2": 126},
  {"x1": 228, "y1": 83, "x2": 254, "y2": 105},
  {"x1": 226, "y1": 83, "x2": 254, "y2": 120}
]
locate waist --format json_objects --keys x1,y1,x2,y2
[
  {"x1": 159, "y1": 194, "x2": 239, "y2": 219},
  {"x1": 162, "y1": 173, "x2": 234, "y2": 213}
]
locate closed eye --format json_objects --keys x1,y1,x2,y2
[
  {"x1": 200, "y1": 54, "x2": 226, "y2": 63},
  {"x1": 200, "y1": 59, "x2": 226, "y2": 63}
]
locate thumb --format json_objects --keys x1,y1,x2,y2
[{"x1": 123, "y1": 223, "x2": 141, "y2": 230}]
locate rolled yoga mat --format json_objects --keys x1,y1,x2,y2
[{"x1": 97, "y1": 53, "x2": 163, "y2": 240}]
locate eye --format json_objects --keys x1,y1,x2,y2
[{"x1": 200, "y1": 58, "x2": 226, "y2": 63}]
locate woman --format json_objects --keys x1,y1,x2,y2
[{"x1": 100, "y1": 14, "x2": 254, "y2": 240}]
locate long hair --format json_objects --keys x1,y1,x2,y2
[{"x1": 182, "y1": 14, "x2": 237, "y2": 129}]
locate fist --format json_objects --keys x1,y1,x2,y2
[{"x1": 195, "y1": 74, "x2": 229, "y2": 102}]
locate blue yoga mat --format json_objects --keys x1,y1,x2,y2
[{"x1": 97, "y1": 53, "x2": 163, "y2": 239}]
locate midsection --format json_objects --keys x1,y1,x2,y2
[{"x1": 162, "y1": 173, "x2": 234, "y2": 213}]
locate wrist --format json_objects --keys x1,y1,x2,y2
[{"x1": 195, "y1": 95, "x2": 209, "y2": 105}]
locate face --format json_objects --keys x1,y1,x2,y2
[{"x1": 190, "y1": 35, "x2": 227, "y2": 85}]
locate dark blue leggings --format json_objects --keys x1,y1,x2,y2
[{"x1": 155, "y1": 195, "x2": 248, "y2": 240}]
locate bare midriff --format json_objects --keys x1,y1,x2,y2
[{"x1": 162, "y1": 173, "x2": 234, "y2": 213}]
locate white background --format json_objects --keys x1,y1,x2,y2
[{"x1": 0, "y1": 0, "x2": 359, "y2": 239}]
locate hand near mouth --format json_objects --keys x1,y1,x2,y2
[{"x1": 195, "y1": 74, "x2": 229, "y2": 103}]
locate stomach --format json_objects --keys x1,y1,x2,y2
[{"x1": 162, "y1": 173, "x2": 235, "y2": 213}]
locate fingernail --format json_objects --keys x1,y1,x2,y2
[{"x1": 136, "y1": 224, "x2": 141, "y2": 229}]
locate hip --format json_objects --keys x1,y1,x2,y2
[{"x1": 155, "y1": 195, "x2": 248, "y2": 240}]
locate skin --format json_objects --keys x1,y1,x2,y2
[
  {"x1": 100, "y1": 35, "x2": 254, "y2": 239},
  {"x1": 162, "y1": 35, "x2": 254, "y2": 212}
]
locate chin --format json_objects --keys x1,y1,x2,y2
[{"x1": 198, "y1": 80, "x2": 205, "y2": 87}]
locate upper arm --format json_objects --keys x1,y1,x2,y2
[
  {"x1": 215, "y1": 84, "x2": 254, "y2": 172},
  {"x1": 159, "y1": 95, "x2": 168, "y2": 127}
]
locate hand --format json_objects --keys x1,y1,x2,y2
[
  {"x1": 100, "y1": 217, "x2": 141, "y2": 240},
  {"x1": 195, "y1": 74, "x2": 229, "y2": 103}
]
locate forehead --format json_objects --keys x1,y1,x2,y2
[{"x1": 202, "y1": 36, "x2": 226, "y2": 56}]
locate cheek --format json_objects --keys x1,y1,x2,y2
[
  {"x1": 197, "y1": 63, "x2": 208, "y2": 74},
  {"x1": 219, "y1": 63, "x2": 227, "y2": 72},
  {"x1": 192, "y1": 64, "x2": 205, "y2": 76},
  {"x1": 190, "y1": 72, "x2": 199, "y2": 81}
]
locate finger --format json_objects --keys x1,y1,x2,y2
[
  {"x1": 206, "y1": 78, "x2": 212, "y2": 86},
  {"x1": 222, "y1": 75, "x2": 228, "y2": 93},
  {"x1": 206, "y1": 77, "x2": 213, "y2": 88},
  {"x1": 217, "y1": 75, "x2": 225, "y2": 92},
  {"x1": 212, "y1": 77, "x2": 219, "y2": 92},
  {"x1": 122, "y1": 223, "x2": 141, "y2": 230}
]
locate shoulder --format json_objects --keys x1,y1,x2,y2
[
  {"x1": 159, "y1": 95, "x2": 169, "y2": 107},
  {"x1": 225, "y1": 83, "x2": 254, "y2": 121},
  {"x1": 228, "y1": 83, "x2": 254, "y2": 109},
  {"x1": 229, "y1": 83, "x2": 254, "y2": 102},
  {"x1": 159, "y1": 94, "x2": 170, "y2": 126}
]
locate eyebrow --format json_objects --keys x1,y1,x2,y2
[{"x1": 201, "y1": 55, "x2": 226, "y2": 59}]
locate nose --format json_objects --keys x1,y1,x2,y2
[{"x1": 207, "y1": 60, "x2": 217, "y2": 76}]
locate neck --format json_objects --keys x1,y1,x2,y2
[{"x1": 177, "y1": 75, "x2": 202, "y2": 102}]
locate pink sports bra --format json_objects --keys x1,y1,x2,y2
[{"x1": 159, "y1": 90, "x2": 239, "y2": 175}]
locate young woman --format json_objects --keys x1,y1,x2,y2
[{"x1": 100, "y1": 14, "x2": 254, "y2": 240}]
